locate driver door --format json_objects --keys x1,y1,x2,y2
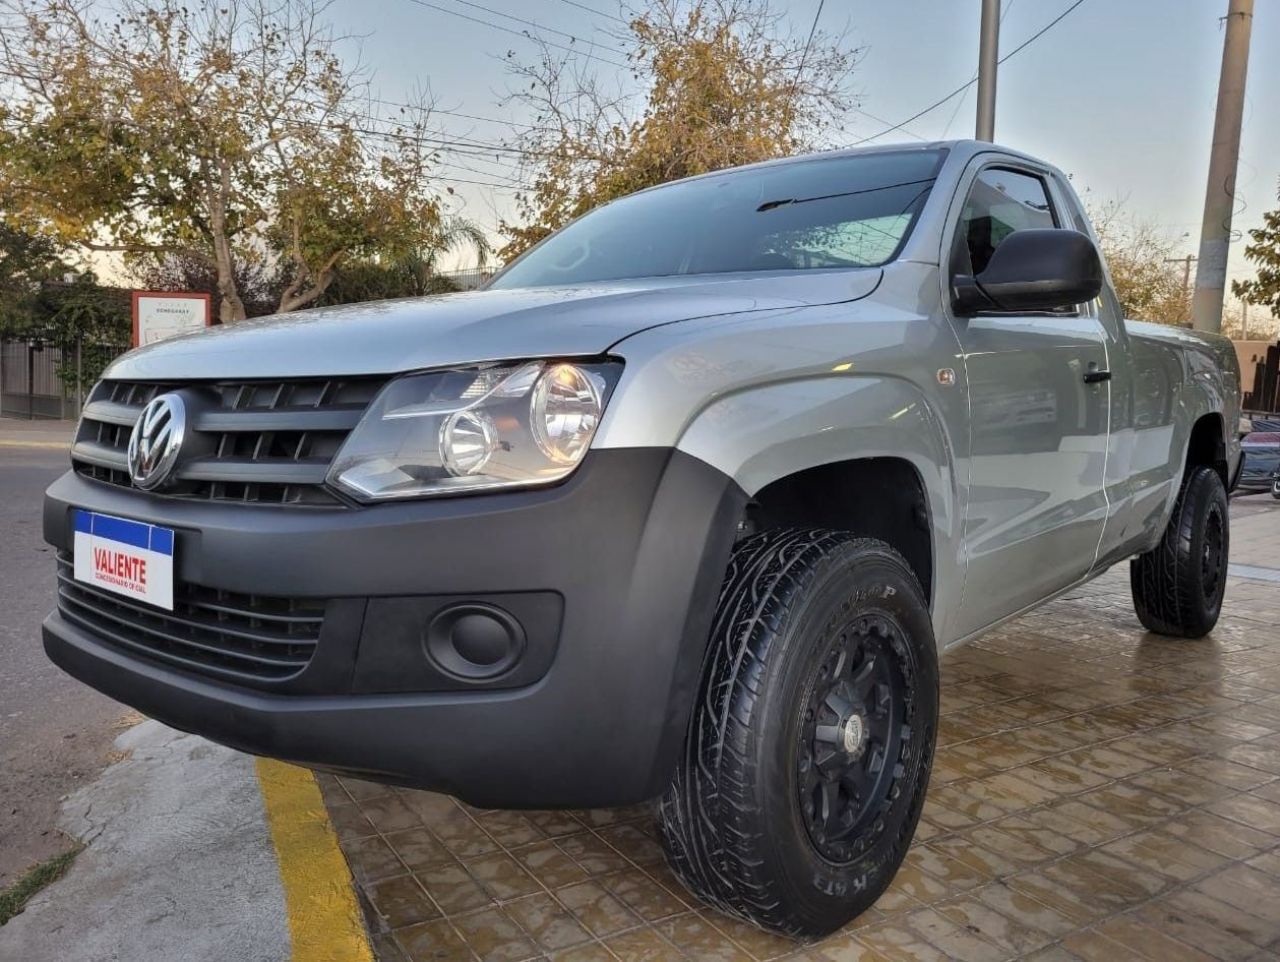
[{"x1": 947, "y1": 165, "x2": 1110, "y2": 638}]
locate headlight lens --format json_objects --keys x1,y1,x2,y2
[
  {"x1": 328, "y1": 360, "x2": 620, "y2": 501},
  {"x1": 531, "y1": 363, "x2": 604, "y2": 464}
]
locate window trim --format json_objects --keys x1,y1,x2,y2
[
  {"x1": 952, "y1": 165, "x2": 1061, "y2": 272},
  {"x1": 943, "y1": 159, "x2": 1087, "y2": 319}
]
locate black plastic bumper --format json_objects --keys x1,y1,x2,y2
[{"x1": 42, "y1": 448, "x2": 746, "y2": 808}]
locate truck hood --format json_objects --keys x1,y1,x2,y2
[{"x1": 107, "y1": 269, "x2": 883, "y2": 380}]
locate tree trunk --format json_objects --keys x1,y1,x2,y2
[
  {"x1": 277, "y1": 241, "x2": 341, "y2": 313},
  {"x1": 209, "y1": 160, "x2": 247, "y2": 322},
  {"x1": 277, "y1": 271, "x2": 335, "y2": 313},
  {"x1": 212, "y1": 233, "x2": 248, "y2": 322}
]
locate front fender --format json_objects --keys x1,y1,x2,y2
[
  {"x1": 595, "y1": 263, "x2": 972, "y2": 640},
  {"x1": 673, "y1": 374, "x2": 962, "y2": 640}
]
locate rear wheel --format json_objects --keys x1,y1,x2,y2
[
  {"x1": 1130, "y1": 465, "x2": 1229, "y2": 638},
  {"x1": 658, "y1": 529, "x2": 938, "y2": 938}
]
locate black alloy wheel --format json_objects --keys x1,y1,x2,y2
[
  {"x1": 658, "y1": 529, "x2": 938, "y2": 938},
  {"x1": 798, "y1": 617, "x2": 909, "y2": 864},
  {"x1": 1131, "y1": 464, "x2": 1230, "y2": 638}
]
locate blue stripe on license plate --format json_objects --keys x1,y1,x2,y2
[{"x1": 72, "y1": 510, "x2": 175, "y2": 557}]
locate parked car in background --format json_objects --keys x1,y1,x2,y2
[{"x1": 1239, "y1": 431, "x2": 1280, "y2": 496}]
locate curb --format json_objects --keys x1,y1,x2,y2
[
  {"x1": 0, "y1": 439, "x2": 70, "y2": 450},
  {"x1": 256, "y1": 759, "x2": 376, "y2": 962}
]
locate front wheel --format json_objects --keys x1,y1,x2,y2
[
  {"x1": 658, "y1": 529, "x2": 939, "y2": 938},
  {"x1": 1130, "y1": 465, "x2": 1229, "y2": 638}
]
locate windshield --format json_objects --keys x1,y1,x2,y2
[{"x1": 491, "y1": 149, "x2": 946, "y2": 289}]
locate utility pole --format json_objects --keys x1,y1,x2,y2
[
  {"x1": 1192, "y1": 0, "x2": 1254, "y2": 333},
  {"x1": 1164, "y1": 255, "x2": 1197, "y2": 324},
  {"x1": 975, "y1": 0, "x2": 1000, "y2": 141},
  {"x1": 1165, "y1": 254, "x2": 1196, "y2": 295}
]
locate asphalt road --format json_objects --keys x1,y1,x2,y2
[{"x1": 0, "y1": 442, "x2": 129, "y2": 887}]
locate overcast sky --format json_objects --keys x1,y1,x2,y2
[{"x1": 325, "y1": 0, "x2": 1277, "y2": 292}]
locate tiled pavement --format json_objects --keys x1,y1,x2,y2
[{"x1": 321, "y1": 497, "x2": 1280, "y2": 962}]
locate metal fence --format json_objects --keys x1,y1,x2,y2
[
  {"x1": 0, "y1": 339, "x2": 128, "y2": 421},
  {"x1": 2, "y1": 272, "x2": 498, "y2": 422},
  {"x1": 438, "y1": 267, "x2": 495, "y2": 291}
]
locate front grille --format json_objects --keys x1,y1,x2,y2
[
  {"x1": 56, "y1": 553, "x2": 325, "y2": 681},
  {"x1": 72, "y1": 378, "x2": 385, "y2": 506}
]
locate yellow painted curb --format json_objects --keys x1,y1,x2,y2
[
  {"x1": 256, "y1": 759, "x2": 376, "y2": 962},
  {"x1": 0, "y1": 439, "x2": 70, "y2": 449}
]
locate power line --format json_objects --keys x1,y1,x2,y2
[
  {"x1": 794, "y1": 0, "x2": 826, "y2": 88},
  {"x1": 941, "y1": 0, "x2": 1016, "y2": 137},
  {"x1": 854, "y1": 0, "x2": 1087, "y2": 145},
  {"x1": 445, "y1": 0, "x2": 624, "y2": 50},
  {"x1": 400, "y1": 0, "x2": 631, "y2": 69},
  {"x1": 0, "y1": 62, "x2": 544, "y2": 139},
  {"x1": 0, "y1": 75, "x2": 533, "y2": 188},
  {"x1": 854, "y1": 106, "x2": 927, "y2": 142},
  {"x1": 553, "y1": 0, "x2": 627, "y2": 26},
  {"x1": 366, "y1": 94, "x2": 539, "y2": 131}
]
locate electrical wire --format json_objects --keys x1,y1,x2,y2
[
  {"x1": 940, "y1": 0, "x2": 1015, "y2": 138},
  {"x1": 855, "y1": 0, "x2": 1086, "y2": 145},
  {"x1": 553, "y1": 0, "x2": 627, "y2": 26},
  {"x1": 400, "y1": 0, "x2": 631, "y2": 69},
  {"x1": 794, "y1": 0, "x2": 826, "y2": 91},
  {"x1": 444, "y1": 0, "x2": 623, "y2": 50}
]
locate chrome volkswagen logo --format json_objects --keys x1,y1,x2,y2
[{"x1": 127, "y1": 394, "x2": 186, "y2": 490}]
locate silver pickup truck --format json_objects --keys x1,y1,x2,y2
[{"x1": 43, "y1": 140, "x2": 1241, "y2": 936}]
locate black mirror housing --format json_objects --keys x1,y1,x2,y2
[{"x1": 951, "y1": 228, "x2": 1104, "y2": 315}]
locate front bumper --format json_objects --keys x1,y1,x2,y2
[{"x1": 43, "y1": 448, "x2": 745, "y2": 807}]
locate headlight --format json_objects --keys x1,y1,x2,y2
[{"x1": 328, "y1": 360, "x2": 621, "y2": 501}]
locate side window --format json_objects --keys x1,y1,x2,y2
[{"x1": 955, "y1": 167, "x2": 1058, "y2": 275}]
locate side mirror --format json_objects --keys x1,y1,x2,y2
[{"x1": 952, "y1": 228, "x2": 1103, "y2": 315}]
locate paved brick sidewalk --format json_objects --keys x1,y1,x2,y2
[{"x1": 324, "y1": 500, "x2": 1280, "y2": 962}]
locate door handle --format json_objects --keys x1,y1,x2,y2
[{"x1": 1083, "y1": 370, "x2": 1111, "y2": 384}]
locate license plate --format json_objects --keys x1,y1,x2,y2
[{"x1": 73, "y1": 510, "x2": 175, "y2": 611}]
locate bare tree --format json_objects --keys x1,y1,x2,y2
[{"x1": 499, "y1": 0, "x2": 862, "y2": 258}]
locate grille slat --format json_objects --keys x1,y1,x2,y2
[
  {"x1": 56, "y1": 554, "x2": 323, "y2": 681},
  {"x1": 191, "y1": 408, "x2": 364, "y2": 433},
  {"x1": 55, "y1": 570, "x2": 321, "y2": 648},
  {"x1": 71, "y1": 377, "x2": 384, "y2": 506},
  {"x1": 71, "y1": 438, "x2": 130, "y2": 471},
  {"x1": 81, "y1": 399, "x2": 140, "y2": 426},
  {"x1": 176, "y1": 457, "x2": 332, "y2": 486}
]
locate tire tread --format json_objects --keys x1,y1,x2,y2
[
  {"x1": 658, "y1": 528, "x2": 935, "y2": 936},
  {"x1": 1130, "y1": 465, "x2": 1228, "y2": 638}
]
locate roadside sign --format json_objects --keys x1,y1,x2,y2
[{"x1": 132, "y1": 291, "x2": 212, "y2": 347}]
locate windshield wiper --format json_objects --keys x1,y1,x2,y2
[
  {"x1": 756, "y1": 198, "x2": 796, "y2": 212},
  {"x1": 755, "y1": 177, "x2": 936, "y2": 213}
]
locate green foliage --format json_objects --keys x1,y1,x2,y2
[
  {"x1": 318, "y1": 257, "x2": 460, "y2": 307},
  {"x1": 0, "y1": 221, "x2": 68, "y2": 310},
  {"x1": 0, "y1": 224, "x2": 129, "y2": 389},
  {"x1": 4, "y1": 277, "x2": 131, "y2": 390},
  {"x1": 0, "y1": 845, "x2": 83, "y2": 925},
  {"x1": 0, "y1": 0, "x2": 486, "y2": 319},
  {"x1": 1233, "y1": 184, "x2": 1280, "y2": 324}
]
